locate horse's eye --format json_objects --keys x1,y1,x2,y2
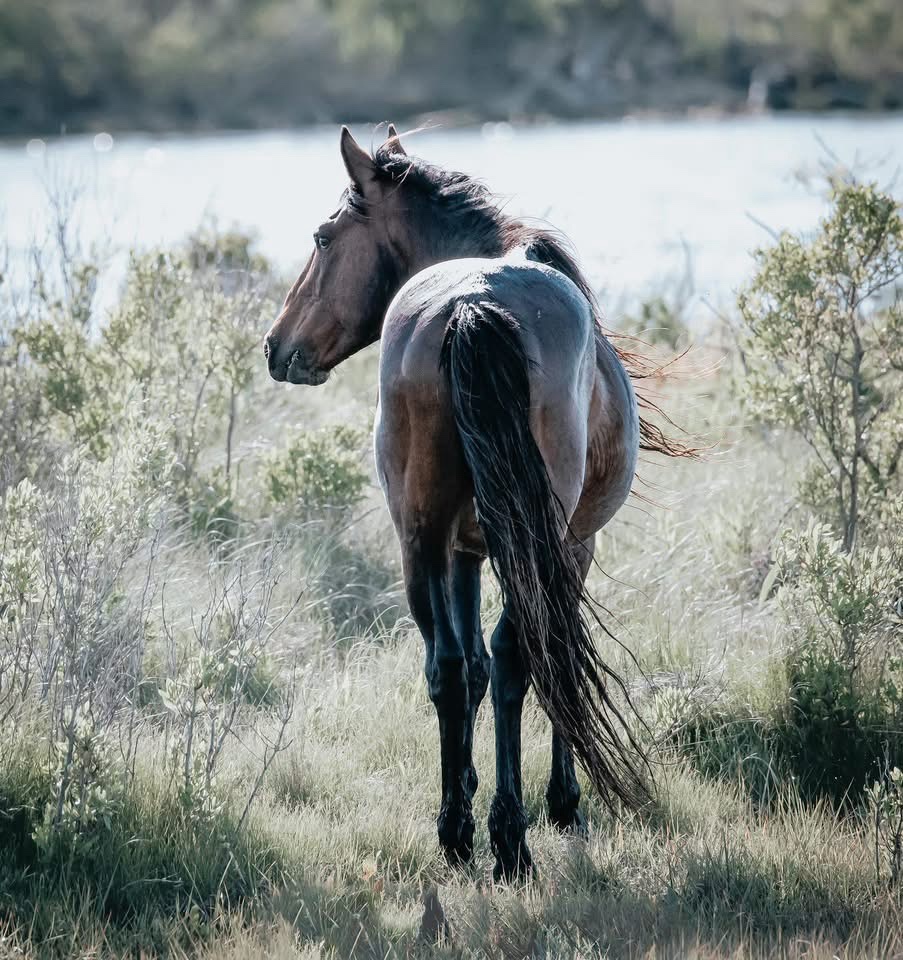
[{"x1": 314, "y1": 232, "x2": 330, "y2": 250}]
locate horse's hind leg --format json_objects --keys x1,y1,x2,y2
[
  {"x1": 547, "y1": 731, "x2": 586, "y2": 833},
  {"x1": 404, "y1": 535, "x2": 476, "y2": 864},
  {"x1": 488, "y1": 607, "x2": 532, "y2": 880},
  {"x1": 546, "y1": 534, "x2": 594, "y2": 833},
  {"x1": 451, "y1": 550, "x2": 490, "y2": 800}
]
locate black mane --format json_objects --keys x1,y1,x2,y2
[{"x1": 371, "y1": 144, "x2": 599, "y2": 312}]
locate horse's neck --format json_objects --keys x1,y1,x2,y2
[{"x1": 421, "y1": 212, "x2": 507, "y2": 266}]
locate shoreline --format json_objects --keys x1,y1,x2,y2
[{"x1": 4, "y1": 105, "x2": 903, "y2": 148}]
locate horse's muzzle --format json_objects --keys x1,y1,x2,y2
[
  {"x1": 286, "y1": 352, "x2": 329, "y2": 385},
  {"x1": 263, "y1": 333, "x2": 285, "y2": 379},
  {"x1": 264, "y1": 335, "x2": 327, "y2": 385}
]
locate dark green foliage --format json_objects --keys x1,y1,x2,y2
[
  {"x1": 665, "y1": 661, "x2": 903, "y2": 808},
  {"x1": 308, "y1": 537, "x2": 400, "y2": 639},
  {"x1": 0, "y1": 745, "x2": 283, "y2": 957},
  {"x1": 189, "y1": 468, "x2": 242, "y2": 545},
  {"x1": 781, "y1": 647, "x2": 902, "y2": 805},
  {"x1": 661, "y1": 524, "x2": 903, "y2": 808},
  {"x1": 2, "y1": 0, "x2": 902, "y2": 135}
]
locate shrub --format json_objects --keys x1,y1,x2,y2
[
  {"x1": 185, "y1": 222, "x2": 272, "y2": 278},
  {"x1": 777, "y1": 522, "x2": 903, "y2": 803},
  {"x1": 10, "y1": 228, "x2": 275, "y2": 547},
  {"x1": 0, "y1": 326, "x2": 51, "y2": 494},
  {"x1": 0, "y1": 728, "x2": 283, "y2": 957},
  {"x1": 867, "y1": 766, "x2": 903, "y2": 888},
  {"x1": 188, "y1": 467, "x2": 241, "y2": 545},
  {"x1": 304, "y1": 537, "x2": 401, "y2": 640},
  {"x1": 727, "y1": 180, "x2": 903, "y2": 806},
  {"x1": 262, "y1": 426, "x2": 368, "y2": 521},
  {"x1": 740, "y1": 178, "x2": 903, "y2": 551},
  {"x1": 661, "y1": 520, "x2": 903, "y2": 806}
]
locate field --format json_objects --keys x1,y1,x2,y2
[{"x1": 1, "y1": 177, "x2": 902, "y2": 959}]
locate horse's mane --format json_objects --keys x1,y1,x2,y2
[{"x1": 371, "y1": 143, "x2": 697, "y2": 459}]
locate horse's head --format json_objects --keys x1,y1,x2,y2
[{"x1": 264, "y1": 125, "x2": 411, "y2": 384}]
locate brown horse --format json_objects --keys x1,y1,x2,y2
[{"x1": 265, "y1": 125, "x2": 688, "y2": 880}]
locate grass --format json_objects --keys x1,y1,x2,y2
[
  {"x1": 2, "y1": 399, "x2": 901, "y2": 958},
  {"x1": 1, "y1": 214, "x2": 901, "y2": 957},
  {"x1": 4, "y1": 638, "x2": 901, "y2": 959}
]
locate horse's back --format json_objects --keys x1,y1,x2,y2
[{"x1": 380, "y1": 254, "x2": 596, "y2": 385}]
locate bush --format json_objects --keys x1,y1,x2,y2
[
  {"x1": 740, "y1": 178, "x2": 903, "y2": 551},
  {"x1": 867, "y1": 766, "x2": 903, "y2": 888},
  {"x1": 262, "y1": 426, "x2": 368, "y2": 522},
  {"x1": 260, "y1": 427, "x2": 398, "y2": 637},
  {"x1": 6, "y1": 225, "x2": 276, "y2": 548},
  {"x1": 188, "y1": 467, "x2": 241, "y2": 545},
  {"x1": 0, "y1": 730, "x2": 283, "y2": 957},
  {"x1": 777, "y1": 522, "x2": 903, "y2": 803},
  {"x1": 660, "y1": 520, "x2": 903, "y2": 806}
]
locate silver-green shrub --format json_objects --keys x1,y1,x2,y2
[
  {"x1": 262, "y1": 425, "x2": 368, "y2": 521},
  {"x1": 740, "y1": 179, "x2": 903, "y2": 551}
]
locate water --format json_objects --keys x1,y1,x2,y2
[{"x1": 2, "y1": 115, "x2": 902, "y2": 315}]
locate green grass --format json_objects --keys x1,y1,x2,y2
[{"x1": 4, "y1": 634, "x2": 901, "y2": 959}]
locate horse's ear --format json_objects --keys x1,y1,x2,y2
[
  {"x1": 340, "y1": 126, "x2": 379, "y2": 197},
  {"x1": 386, "y1": 123, "x2": 407, "y2": 156}
]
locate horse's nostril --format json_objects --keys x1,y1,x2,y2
[{"x1": 264, "y1": 335, "x2": 279, "y2": 363}]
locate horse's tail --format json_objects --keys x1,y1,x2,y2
[{"x1": 440, "y1": 300, "x2": 650, "y2": 811}]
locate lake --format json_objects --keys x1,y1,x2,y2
[{"x1": 2, "y1": 114, "x2": 902, "y2": 317}]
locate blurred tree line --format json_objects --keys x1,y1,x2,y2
[{"x1": 0, "y1": 0, "x2": 901, "y2": 135}]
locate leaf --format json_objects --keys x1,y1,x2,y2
[
  {"x1": 759, "y1": 563, "x2": 781, "y2": 605},
  {"x1": 159, "y1": 693, "x2": 179, "y2": 714}
]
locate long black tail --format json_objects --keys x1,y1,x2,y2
[{"x1": 440, "y1": 300, "x2": 650, "y2": 811}]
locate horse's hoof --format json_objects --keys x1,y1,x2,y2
[
  {"x1": 438, "y1": 806, "x2": 475, "y2": 865},
  {"x1": 492, "y1": 843, "x2": 534, "y2": 883},
  {"x1": 442, "y1": 837, "x2": 474, "y2": 866},
  {"x1": 488, "y1": 792, "x2": 532, "y2": 881},
  {"x1": 550, "y1": 805, "x2": 587, "y2": 837}
]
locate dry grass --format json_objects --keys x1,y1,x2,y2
[
  {"x1": 1, "y1": 214, "x2": 900, "y2": 958},
  {"x1": 4, "y1": 370, "x2": 901, "y2": 959}
]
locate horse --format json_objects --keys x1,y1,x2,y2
[{"x1": 264, "y1": 125, "x2": 690, "y2": 880}]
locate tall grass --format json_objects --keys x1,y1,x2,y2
[{"x1": 0, "y1": 190, "x2": 901, "y2": 958}]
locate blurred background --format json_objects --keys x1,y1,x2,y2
[
  {"x1": 1, "y1": 0, "x2": 902, "y2": 132},
  {"x1": 2, "y1": 0, "x2": 902, "y2": 315}
]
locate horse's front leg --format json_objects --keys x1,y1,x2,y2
[{"x1": 404, "y1": 537, "x2": 475, "y2": 864}]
